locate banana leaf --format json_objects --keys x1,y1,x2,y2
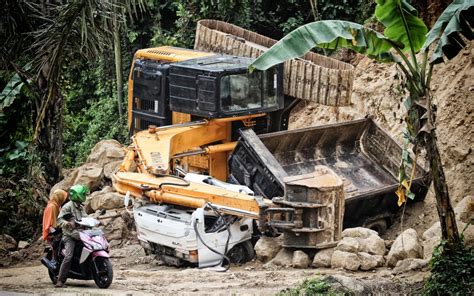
[
  {"x1": 0, "y1": 73, "x2": 24, "y2": 110},
  {"x1": 422, "y1": 0, "x2": 474, "y2": 64},
  {"x1": 250, "y1": 20, "x2": 395, "y2": 71},
  {"x1": 375, "y1": 0, "x2": 428, "y2": 53}
]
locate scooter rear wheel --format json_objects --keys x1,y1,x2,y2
[{"x1": 92, "y1": 257, "x2": 113, "y2": 288}]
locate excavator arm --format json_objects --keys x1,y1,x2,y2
[{"x1": 113, "y1": 114, "x2": 274, "y2": 228}]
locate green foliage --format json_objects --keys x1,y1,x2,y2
[
  {"x1": 63, "y1": 65, "x2": 128, "y2": 167},
  {"x1": 277, "y1": 277, "x2": 337, "y2": 296},
  {"x1": 424, "y1": 239, "x2": 474, "y2": 295},
  {"x1": 0, "y1": 141, "x2": 30, "y2": 175},
  {"x1": 250, "y1": 20, "x2": 394, "y2": 71},
  {"x1": 375, "y1": 0, "x2": 428, "y2": 53},
  {"x1": 64, "y1": 97, "x2": 128, "y2": 167},
  {"x1": 422, "y1": 0, "x2": 474, "y2": 64},
  {"x1": 0, "y1": 177, "x2": 43, "y2": 241},
  {"x1": 0, "y1": 73, "x2": 24, "y2": 109},
  {"x1": 280, "y1": 16, "x2": 306, "y2": 35},
  {"x1": 318, "y1": 0, "x2": 374, "y2": 23}
]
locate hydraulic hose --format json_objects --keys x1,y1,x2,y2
[
  {"x1": 154, "y1": 174, "x2": 191, "y2": 189},
  {"x1": 193, "y1": 203, "x2": 232, "y2": 272}
]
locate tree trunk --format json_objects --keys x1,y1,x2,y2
[
  {"x1": 113, "y1": 21, "x2": 123, "y2": 117},
  {"x1": 35, "y1": 90, "x2": 64, "y2": 185},
  {"x1": 426, "y1": 132, "x2": 460, "y2": 249}
]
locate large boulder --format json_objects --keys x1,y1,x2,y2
[
  {"x1": 17, "y1": 241, "x2": 29, "y2": 249},
  {"x1": 84, "y1": 186, "x2": 114, "y2": 214},
  {"x1": 331, "y1": 250, "x2": 361, "y2": 271},
  {"x1": 357, "y1": 252, "x2": 383, "y2": 271},
  {"x1": 49, "y1": 170, "x2": 79, "y2": 198},
  {"x1": 392, "y1": 258, "x2": 429, "y2": 274},
  {"x1": 335, "y1": 237, "x2": 360, "y2": 253},
  {"x1": 454, "y1": 195, "x2": 473, "y2": 224},
  {"x1": 456, "y1": 222, "x2": 474, "y2": 246},
  {"x1": 324, "y1": 275, "x2": 370, "y2": 294},
  {"x1": 338, "y1": 227, "x2": 386, "y2": 256},
  {"x1": 74, "y1": 163, "x2": 103, "y2": 192},
  {"x1": 101, "y1": 210, "x2": 133, "y2": 245},
  {"x1": 292, "y1": 250, "x2": 310, "y2": 268},
  {"x1": 386, "y1": 228, "x2": 423, "y2": 267},
  {"x1": 312, "y1": 247, "x2": 335, "y2": 268},
  {"x1": 342, "y1": 227, "x2": 379, "y2": 239},
  {"x1": 86, "y1": 139, "x2": 125, "y2": 167},
  {"x1": 423, "y1": 236, "x2": 440, "y2": 260},
  {"x1": 0, "y1": 234, "x2": 17, "y2": 254},
  {"x1": 103, "y1": 160, "x2": 124, "y2": 180},
  {"x1": 89, "y1": 192, "x2": 125, "y2": 212},
  {"x1": 422, "y1": 220, "x2": 474, "y2": 259},
  {"x1": 254, "y1": 236, "x2": 283, "y2": 263},
  {"x1": 264, "y1": 248, "x2": 293, "y2": 268},
  {"x1": 422, "y1": 222, "x2": 441, "y2": 241},
  {"x1": 360, "y1": 235, "x2": 386, "y2": 256}
]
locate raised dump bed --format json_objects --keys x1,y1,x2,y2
[{"x1": 229, "y1": 118, "x2": 429, "y2": 233}]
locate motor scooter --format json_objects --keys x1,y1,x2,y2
[{"x1": 41, "y1": 217, "x2": 113, "y2": 288}]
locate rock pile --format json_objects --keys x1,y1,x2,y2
[
  {"x1": 422, "y1": 195, "x2": 473, "y2": 260},
  {"x1": 50, "y1": 139, "x2": 125, "y2": 199},
  {"x1": 329, "y1": 227, "x2": 386, "y2": 271},
  {"x1": 48, "y1": 139, "x2": 135, "y2": 246},
  {"x1": 386, "y1": 228, "x2": 423, "y2": 267},
  {"x1": 256, "y1": 227, "x2": 389, "y2": 271}
]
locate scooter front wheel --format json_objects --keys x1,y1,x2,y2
[{"x1": 92, "y1": 257, "x2": 113, "y2": 289}]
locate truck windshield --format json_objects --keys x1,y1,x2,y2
[{"x1": 220, "y1": 68, "x2": 277, "y2": 112}]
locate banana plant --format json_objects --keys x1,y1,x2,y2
[{"x1": 251, "y1": 0, "x2": 473, "y2": 249}]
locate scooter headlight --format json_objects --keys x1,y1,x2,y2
[{"x1": 86, "y1": 241, "x2": 104, "y2": 251}]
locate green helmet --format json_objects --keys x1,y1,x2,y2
[{"x1": 69, "y1": 184, "x2": 89, "y2": 203}]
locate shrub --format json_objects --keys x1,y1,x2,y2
[{"x1": 424, "y1": 238, "x2": 474, "y2": 295}]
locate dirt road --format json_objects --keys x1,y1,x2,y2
[
  {"x1": 0, "y1": 260, "x2": 427, "y2": 295},
  {"x1": 0, "y1": 261, "x2": 331, "y2": 295},
  {"x1": 0, "y1": 242, "x2": 428, "y2": 295}
]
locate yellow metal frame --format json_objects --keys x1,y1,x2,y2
[
  {"x1": 127, "y1": 46, "x2": 214, "y2": 129},
  {"x1": 120, "y1": 114, "x2": 265, "y2": 179},
  {"x1": 114, "y1": 172, "x2": 272, "y2": 218}
]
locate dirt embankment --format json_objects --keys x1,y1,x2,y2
[{"x1": 290, "y1": 42, "x2": 474, "y2": 239}]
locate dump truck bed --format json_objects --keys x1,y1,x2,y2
[{"x1": 229, "y1": 118, "x2": 429, "y2": 231}]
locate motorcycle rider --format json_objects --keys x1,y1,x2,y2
[
  {"x1": 55, "y1": 184, "x2": 89, "y2": 288},
  {"x1": 42, "y1": 189, "x2": 68, "y2": 262}
]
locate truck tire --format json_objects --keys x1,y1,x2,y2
[
  {"x1": 227, "y1": 241, "x2": 255, "y2": 264},
  {"x1": 363, "y1": 219, "x2": 388, "y2": 235}
]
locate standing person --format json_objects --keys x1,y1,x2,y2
[
  {"x1": 42, "y1": 189, "x2": 68, "y2": 262},
  {"x1": 55, "y1": 184, "x2": 89, "y2": 288}
]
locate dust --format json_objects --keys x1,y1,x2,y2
[{"x1": 290, "y1": 41, "x2": 474, "y2": 239}]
